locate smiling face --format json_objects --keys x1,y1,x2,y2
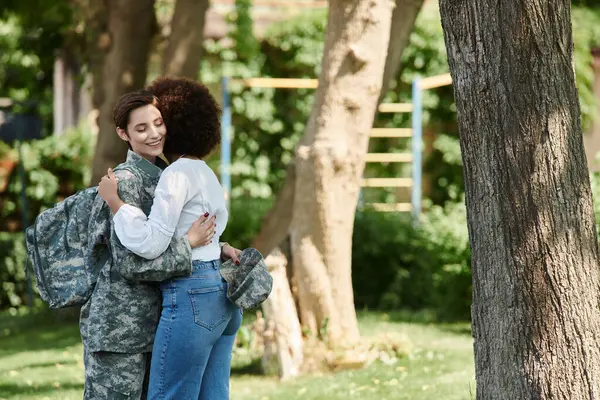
[{"x1": 116, "y1": 104, "x2": 166, "y2": 163}]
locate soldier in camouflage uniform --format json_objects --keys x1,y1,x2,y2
[
  {"x1": 80, "y1": 91, "x2": 214, "y2": 399},
  {"x1": 97, "y1": 78, "x2": 242, "y2": 400}
]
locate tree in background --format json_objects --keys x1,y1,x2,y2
[
  {"x1": 161, "y1": 0, "x2": 210, "y2": 78},
  {"x1": 289, "y1": 0, "x2": 394, "y2": 345},
  {"x1": 440, "y1": 0, "x2": 600, "y2": 397},
  {"x1": 252, "y1": 0, "x2": 426, "y2": 257},
  {"x1": 74, "y1": 0, "x2": 157, "y2": 185},
  {"x1": 84, "y1": 0, "x2": 211, "y2": 184},
  {"x1": 0, "y1": 0, "x2": 75, "y2": 133}
]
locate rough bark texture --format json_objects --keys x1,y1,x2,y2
[
  {"x1": 251, "y1": 162, "x2": 296, "y2": 255},
  {"x1": 161, "y1": 0, "x2": 209, "y2": 79},
  {"x1": 88, "y1": 0, "x2": 156, "y2": 185},
  {"x1": 290, "y1": 0, "x2": 394, "y2": 346},
  {"x1": 440, "y1": 1, "x2": 600, "y2": 398},
  {"x1": 251, "y1": 0, "x2": 420, "y2": 257},
  {"x1": 378, "y1": 0, "x2": 424, "y2": 103},
  {"x1": 261, "y1": 249, "x2": 303, "y2": 379}
]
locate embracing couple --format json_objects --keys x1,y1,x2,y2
[{"x1": 81, "y1": 77, "x2": 242, "y2": 399}]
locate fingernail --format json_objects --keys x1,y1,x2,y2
[
  {"x1": 204, "y1": 212, "x2": 209, "y2": 217},
  {"x1": 235, "y1": 261, "x2": 240, "y2": 265}
]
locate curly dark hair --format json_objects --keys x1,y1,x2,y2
[{"x1": 147, "y1": 77, "x2": 221, "y2": 159}]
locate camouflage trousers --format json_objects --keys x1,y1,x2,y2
[{"x1": 83, "y1": 350, "x2": 151, "y2": 400}]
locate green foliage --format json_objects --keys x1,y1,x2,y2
[
  {"x1": 200, "y1": 5, "x2": 600, "y2": 208},
  {"x1": 590, "y1": 169, "x2": 600, "y2": 238},
  {"x1": 200, "y1": 10, "x2": 326, "y2": 198},
  {"x1": 228, "y1": 0, "x2": 260, "y2": 62},
  {"x1": 572, "y1": 7, "x2": 600, "y2": 132},
  {"x1": 223, "y1": 196, "x2": 273, "y2": 250},
  {"x1": 352, "y1": 202, "x2": 471, "y2": 321},
  {"x1": 426, "y1": 134, "x2": 464, "y2": 205},
  {"x1": 0, "y1": 126, "x2": 93, "y2": 309},
  {"x1": 0, "y1": 232, "x2": 28, "y2": 309},
  {"x1": 1, "y1": 124, "x2": 94, "y2": 227},
  {"x1": 352, "y1": 165, "x2": 600, "y2": 323},
  {"x1": 0, "y1": 0, "x2": 75, "y2": 131},
  {"x1": 5, "y1": 3, "x2": 600, "y2": 324},
  {"x1": 572, "y1": 0, "x2": 600, "y2": 8},
  {"x1": 201, "y1": 6, "x2": 458, "y2": 203}
]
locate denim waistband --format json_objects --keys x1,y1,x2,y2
[{"x1": 191, "y1": 259, "x2": 220, "y2": 271}]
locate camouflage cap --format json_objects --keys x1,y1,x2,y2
[{"x1": 219, "y1": 248, "x2": 273, "y2": 311}]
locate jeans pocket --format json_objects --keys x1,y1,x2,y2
[{"x1": 188, "y1": 286, "x2": 227, "y2": 331}]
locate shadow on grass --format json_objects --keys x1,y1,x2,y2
[
  {"x1": 438, "y1": 323, "x2": 472, "y2": 336},
  {"x1": 0, "y1": 311, "x2": 81, "y2": 358},
  {"x1": 1, "y1": 359, "x2": 79, "y2": 374},
  {"x1": 231, "y1": 357, "x2": 263, "y2": 376},
  {"x1": 357, "y1": 309, "x2": 472, "y2": 337},
  {"x1": 0, "y1": 381, "x2": 83, "y2": 397}
]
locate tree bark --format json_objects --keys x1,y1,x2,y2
[
  {"x1": 378, "y1": 0, "x2": 424, "y2": 103},
  {"x1": 88, "y1": 0, "x2": 156, "y2": 185},
  {"x1": 251, "y1": 0, "x2": 421, "y2": 257},
  {"x1": 290, "y1": 0, "x2": 394, "y2": 346},
  {"x1": 260, "y1": 249, "x2": 304, "y2": 379},
  {"x1": 161, "y1": 0, "x2": 209, "y2": 79},
  {"x1": 440, "y1": 1, "x2": 600, "y2": 398},
  {"x1": 252, "y1": 162, "x2": 296, "y2": 255}
]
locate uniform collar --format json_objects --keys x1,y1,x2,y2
[{"x1": 125, "y1": 150, "x2": 162, "y2": 178}]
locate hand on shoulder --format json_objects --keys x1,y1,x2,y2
[{"x1": 98, "y1": 168, "x2": 125, "y2": 214}]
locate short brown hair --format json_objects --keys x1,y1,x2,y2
[
  {"x1": 113, "y1": 90, "x2": 159, "y2": 130},
  {"x1": 147, "y1": 77, "x2": 221, "y2": 159}
]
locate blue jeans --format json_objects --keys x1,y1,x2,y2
[{"x1": 148, "y1": 260, "x2": 242, "y2": 400}]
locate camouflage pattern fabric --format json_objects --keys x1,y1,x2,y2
[
  {"x1": 83, "y1": 350, "x2": 150, "y2": 400},
  {"x1": 80, "y1": 150, "x2": 193, "y2": 354},
  {"x1": 26, "y1": 186, "x2": 100, "y2": 309},
  {"x1": 25, "y1": 163, "x2": 132, "y2": 309},
  {"x1": 219, "y1": 248, "x2": 273, "y2": 311}
]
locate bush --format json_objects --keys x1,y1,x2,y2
[
  {"x1": 352, "y1": 202, "x2": 471, "y2": 321},
  {"x1": 0, "y1": 232, "x2": 28, "y2": 309},
  {"x1": 0, "y1": 124, "x2": 93, "y2": 310},
  {"x1": 1, "y1": 123, "x2": 93, "y2": 231},
  {"x1": 223, "y1": 196, "x2": 273, "y2": 250}
]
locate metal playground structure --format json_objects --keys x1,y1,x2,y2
[{"x1": 219, "y1": 73, "x2": 453, "y2": 220}]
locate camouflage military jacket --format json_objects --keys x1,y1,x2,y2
[{"x1": 80, "y1": 151, "x2": 192, "y2": 353}]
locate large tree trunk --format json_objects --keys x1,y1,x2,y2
[
  {"x1": 161, "y1": 0, "x2": 209, "y2": 79},
  {"x1": 440, "y1": 1, "x2": 600, "y2": 398},
  {"x1": 251, "y1": 0, "x2": 421, "y2": 257},
  {"x1": 88, "y1": 0, "x2": 156, "y2": 185},
  {"x1": 290, "y1": 0, "x2": 394, "y2": 346}
]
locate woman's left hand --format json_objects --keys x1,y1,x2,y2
[{"x1": 221, "y1": 244, "x2": 241, "y2": 265}]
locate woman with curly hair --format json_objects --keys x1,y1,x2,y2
[{"x1": 98, "y1": 77, "x2": 242, "y2": 399}]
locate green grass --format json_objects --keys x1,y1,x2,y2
[{"x1": 0, "y1": 310, "x2": 475, "y2": 400}]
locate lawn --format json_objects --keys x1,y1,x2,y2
[{"x1": 0, "y1": 310, "x2": 475, "y2": 400}]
